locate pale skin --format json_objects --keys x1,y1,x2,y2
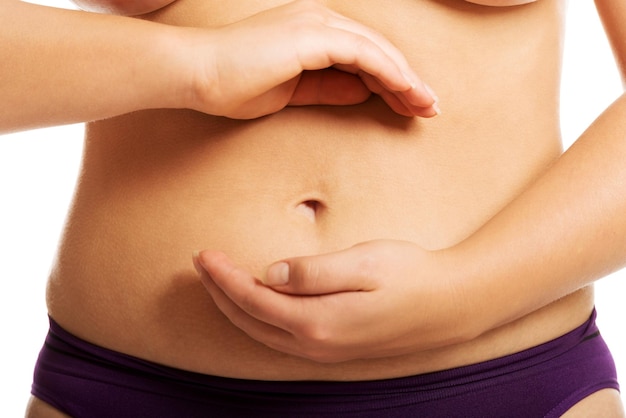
[
  {"x1": 194, "y1": 0, "x2": 626, "y2": 362},
  {"x1": 71, "y1": 0, "x2": 176, "y2": 15},
  {"x1": 4, "y1": 0, "x2": 619, "y2": 416},
  {"x1": 1, "y1": 0, "x2": 438, "y2": 134},
  {"x1": 3, "y1": 2, "x2": 428, "y2": 416},
  {"x1": 188, "y1": 0, "x2": 626, "y2": 414}
]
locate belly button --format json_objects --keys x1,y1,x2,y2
[{"x1": 295, "y1": 200, "x2": 323, "y2": 222}]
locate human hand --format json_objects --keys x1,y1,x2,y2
[
  {"x1": 194, "y1": 240, "x2": 476, "y2": 363},
  {"x1": 177, "y1": 0, "x2": 439, "y2": 119}
]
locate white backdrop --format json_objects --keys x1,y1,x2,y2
[{"x1": 1, "y1": 0, "x2": 624, "y2": 415}]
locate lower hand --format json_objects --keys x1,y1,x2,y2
[{"x1": 194, "y1": 240, "x2": 475, "y2": 363}]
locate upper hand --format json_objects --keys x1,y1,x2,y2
[
  {"x1": 180, "y1": 0, "x2": 439, "y2": 119},
  {"x1": 194, "y1": 240, "x2": 475, "y2": 363}
]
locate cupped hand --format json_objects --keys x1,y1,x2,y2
[
  {"x1": 181, "y1": 0, "x2": 439, "y2": 119},
  {"x1": 194, "y1": 240, "x2": 477, "y2": 363}
]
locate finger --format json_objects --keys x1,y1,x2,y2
[
  {"x1": 357, "y1": 71, "x2": 440, "y2": 118},
  {"x1": 194, "y1": 251, "x2": 368, "y2": 361},
  {"x1": 288, "y1": 66, "x2": 438, "y2": 118},
  {"x1": 296, "y1": 27, "x2": 415, "y2": 99},
  {"x1": 194, "y1": 251, "x2": 302, "y2": 345},
  {"x1": 322, "y1": 15, "x2": 436, "y2": 107},
  {"x1": 389, "y1": 90, "x2": 440, "y2": 118},
  {"x1": 262, "y1": 246, "x2": 379, "y2": 295},
  {"x1": 195, "y1": 251, "x2": 312, "y2": 334},
  {"x1": 195, "y1": 250, "x2": 276, "y2": 315},
  {"x1": 288, "y1": 69, "x2": 372, "y2": 107},
  {"x1": 195, "y1": 262, "x2": 305, "y2": 355}
]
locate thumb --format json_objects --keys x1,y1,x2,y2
[{"x1": 262, "y1": 245, "x2": 379, "y2": 295}]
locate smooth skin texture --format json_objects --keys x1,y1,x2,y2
[
  {"x1": 196, "y1": 0, "x2": 626, "y2": 365},
  {"x1": 72, "y1": 0, "x2": 177, "y2": 15},
  {"x1": 0, "y1": 0, "x2": 437, "y2": 133},
  {"x1": 7, "y1": 2, "x2": 620, "y2": 416}
]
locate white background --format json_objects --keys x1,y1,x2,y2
[{"x1": 1, "y1": 0, "x2": 624, "y2": 415}]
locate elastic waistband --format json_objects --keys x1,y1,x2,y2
[
  {"x1": 45, "y1": 308, "x2": 600, "y2": 396},
  {"x1": 34, "y1": 308, "x2": 620, "y2": 417}
]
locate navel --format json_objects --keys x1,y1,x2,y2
[{"x1": 295, "y1": 199, "x2": 324, "y2": 223}]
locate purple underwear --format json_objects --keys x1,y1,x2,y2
[{"x1": 32, "y1": 309, "x2": 619, "y2": 417}]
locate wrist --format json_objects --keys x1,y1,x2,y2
[
  {"x1": 444, "y1": 236, "x2": 536, "y2": 343},
  {"x1": 132, "y1": 24, "x2": 203, "y2": 112},
  {"x1": 435, "y1": 245, "x2": 488, "y2": 344},
  {"x1": 164, "y1": 26, "x2": 220, "y2": 114},
  {"x1": 443, "y1": 226, "x2": 556, "y2": 340}
]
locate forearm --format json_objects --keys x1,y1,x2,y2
[
  {"x1": 0, "y1": 0, "x2": 436, "y2": 134},
  {"x1": 456, "y1": 92, "x2": 626, "y2": 335},
  {"x1": 595, "y1": 0, "x2": 626, "y2": 86},
  {"x1": 0, "y1": 1, "x2": 187, "y2": 134},
  {"x1": 452, "y1": 0, "x2": 626, "y2": 336}
]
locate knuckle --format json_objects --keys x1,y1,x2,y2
[
  {"x1": 231, "y1": 277, "x2": 259, "y2": 315},
  {"x1": 350, "y1": 35, "x2": 378, "y2": 60},
  {"x1": 239, "y1": 287, "x2": 264, "y2": 317},
  {"x1": 353, "y1": 250, "x2": 381, "y2": 280},
  {"x1": 238, "y1": 292, "x2": 256, "y2": 315},
  {"x1": 303, "y1": 261, "x2": 321, "y2": 289},
  {"x1": 301, "y1": 321, "x2": 331, "y2": 344},
  {"x1": 296, "y1": 323, "x2": 346, "y2": 363}
]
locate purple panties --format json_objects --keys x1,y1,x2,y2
[{"x1": 31, "y1": 309, "x2": 619, "y2": 417}]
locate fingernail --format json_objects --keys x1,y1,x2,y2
[
  {"x1": 192, "y1": 251, "x2": 203, "y2": 274},
  {"x1": 424, "y1": 84, "x2": 439, "y2": 103},
  {"x1": 264, "y1": 262, "x2": 289, "y2": 286},
  {"x1": 402, "y1": 71, "x2": 418, "y2": 90},
  {"x1": 432, "y1": 101, "x2": 441, "y2": 116}
]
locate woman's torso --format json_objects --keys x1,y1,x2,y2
[{"x1": 47, "y1": 0, "x2": 594, "y2": 380}]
